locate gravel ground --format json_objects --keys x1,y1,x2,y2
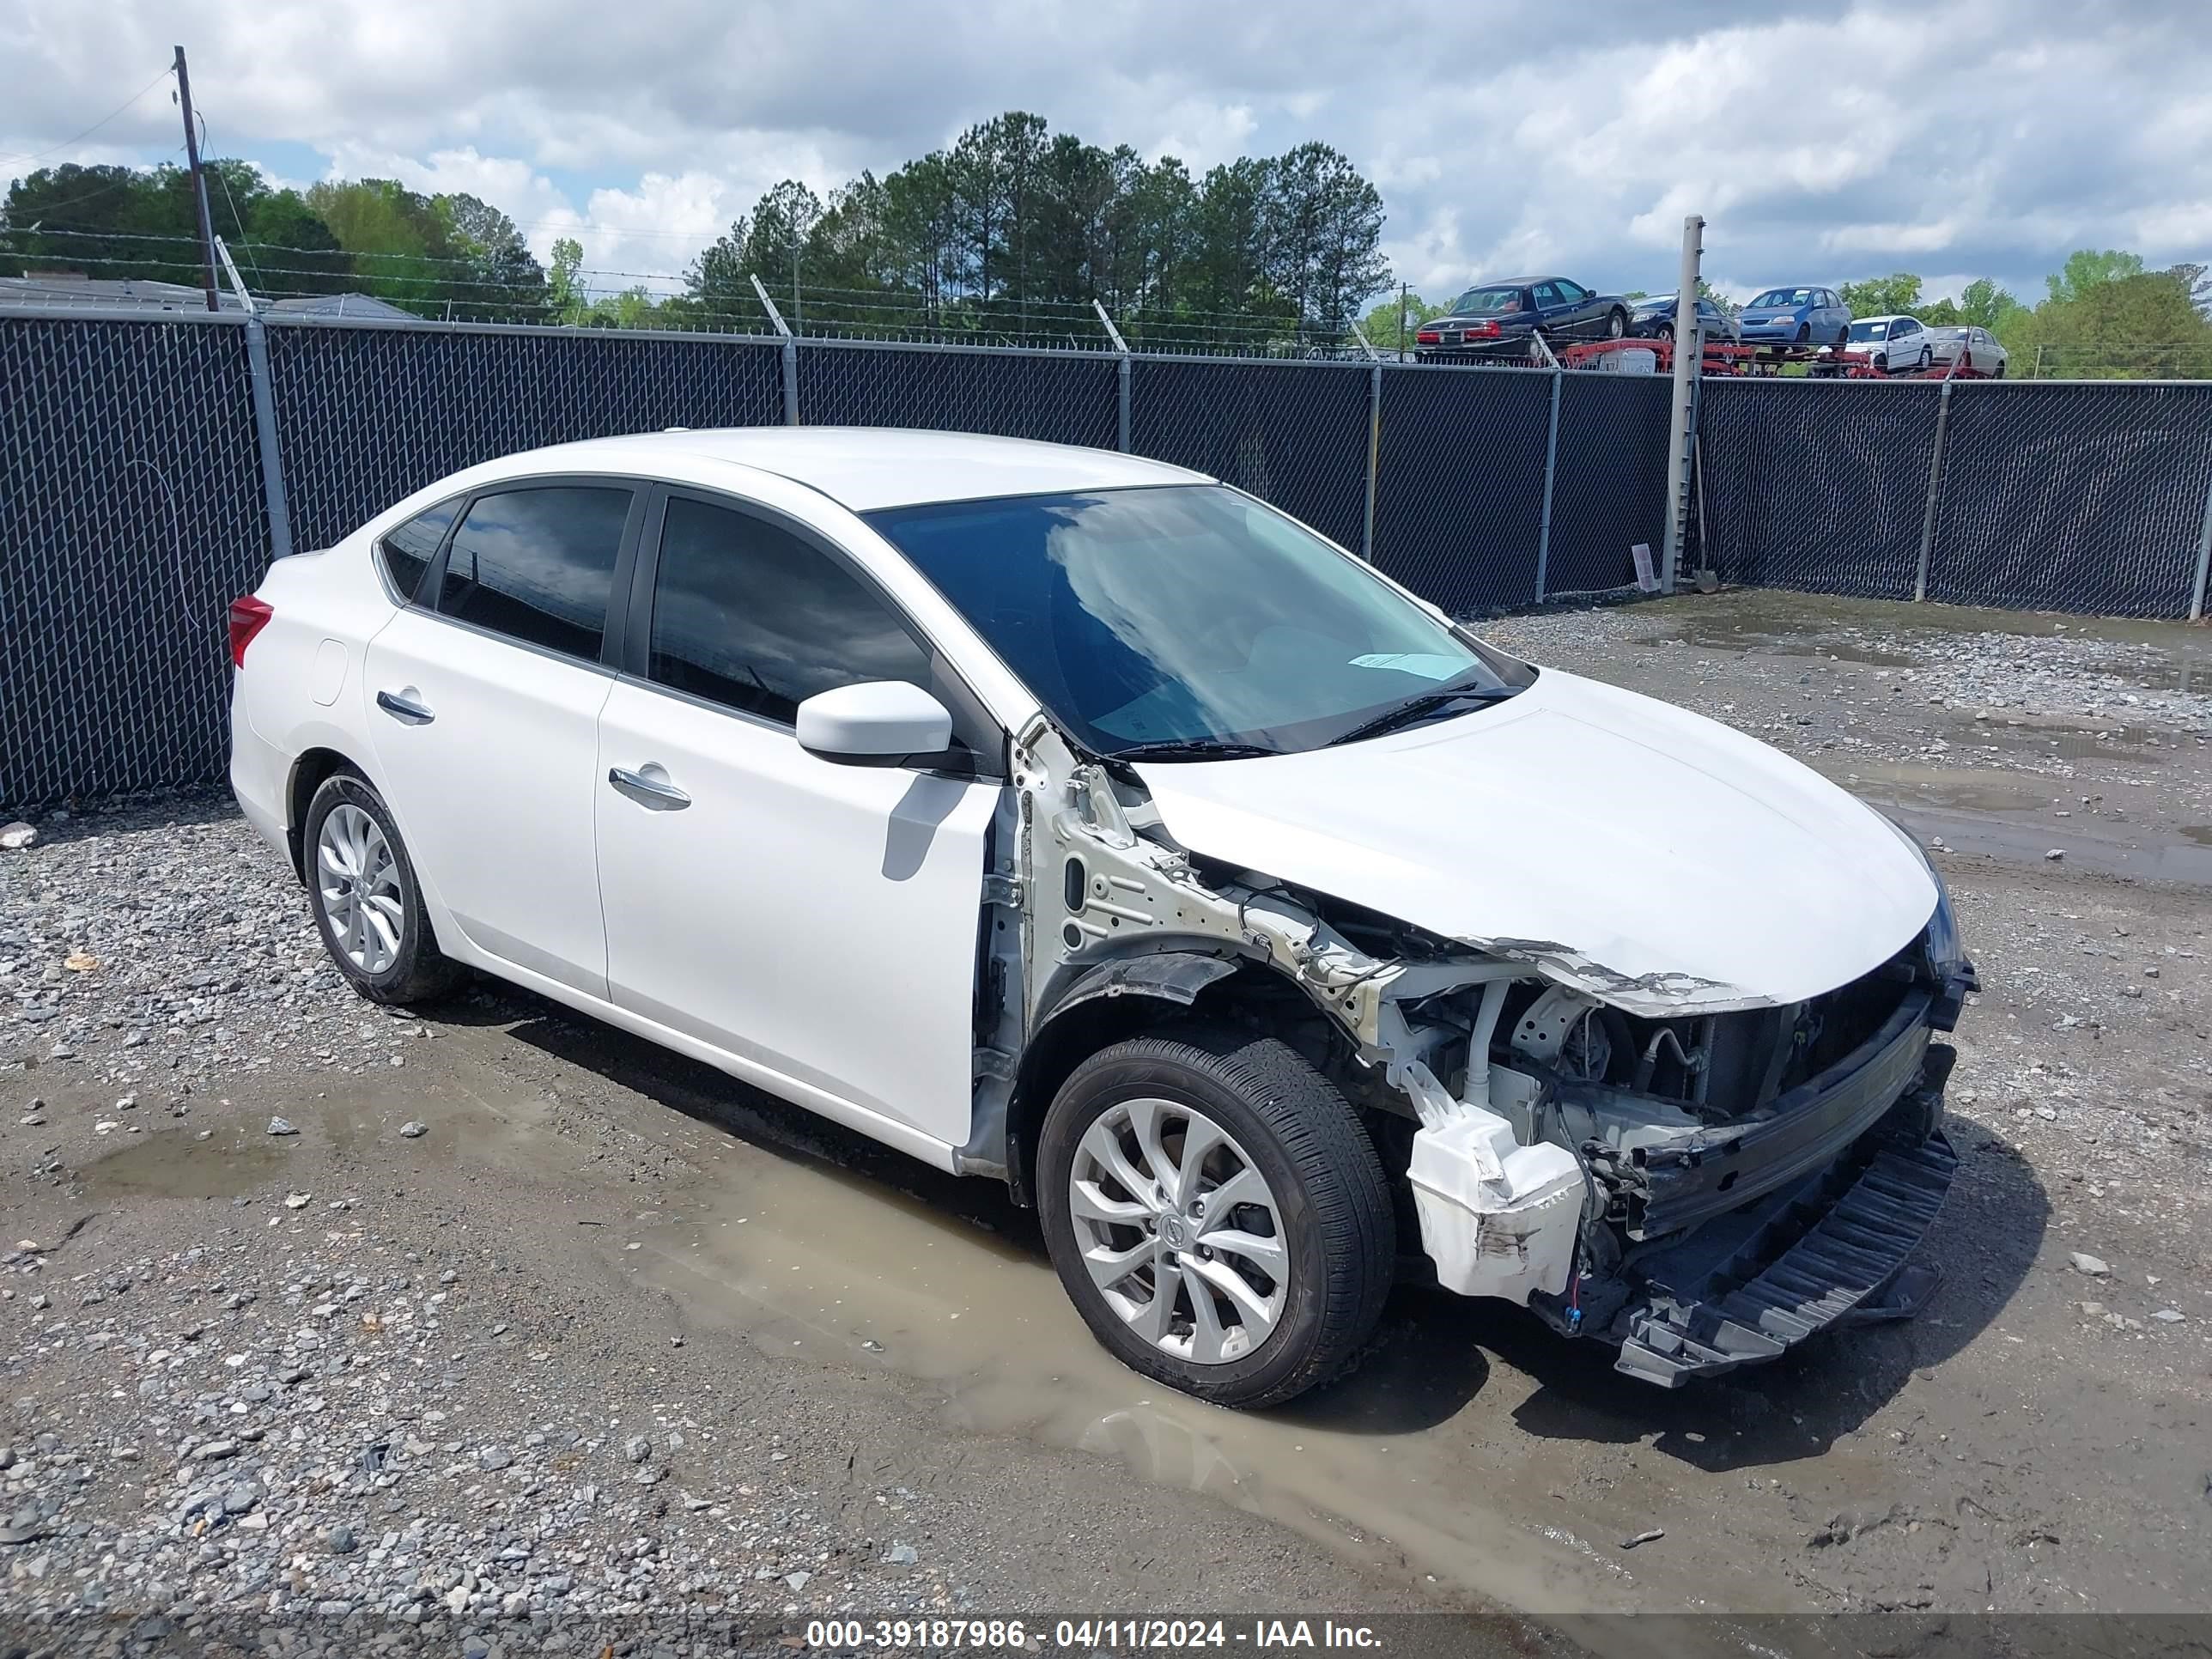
[{"x1": 5, "y1": 586, "x2": 2212, "y2": 1651}]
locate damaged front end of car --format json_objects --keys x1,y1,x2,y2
[{"x1": 970, "y1": 716, "x2": 1976, "y2": 1388}]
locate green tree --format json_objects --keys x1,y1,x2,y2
[
  {"x1": 2045, "y1": 248, "x2": 2144, "y2": 305},
  {"x1": 548, "y1": 237, "x2": 586, "y2": 325},
  {"x1": 1361, "y1": 291, "x2": 1443, "y2": 350},
  {"x1": 1957, "y1": 277, "x2": 2025, "y2": 331},
  {"x1": 1838, "y1": 272, "x2": 1923, "y2": 317},
  {"x1": 2015, "y1": 268, "x2": 2212, "y2": 378}
]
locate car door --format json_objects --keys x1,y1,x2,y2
[
  {"x1": 1554, "y1": 278, "x2": 1600, "y2": 332},
  {"x1": 1529, "y1": 280, "x2": 1569, "y2": 337},
  {"x1": 593, "y1": 488, "x2": 1001, "y2": 1151},
  {"x1": 1893, "y1": 318, "x2": 1922, "y2": 366},
  {"x1": 362, "y1": 479, "x2": 641, "y2": 998}
]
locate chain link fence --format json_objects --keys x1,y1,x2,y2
[
  {"x1": 4, "y1": 303, "x2": 2211, "y2": 805},
  {"x1": 1695, "y1": 376, "x2": 2212, "y2": 618},
  {"x1": 0, "y1": 315, "x2": 267, "y2": 802}
]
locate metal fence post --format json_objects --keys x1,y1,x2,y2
[
  {"x1": 751, "y1": 274, "x2": 799, "y2": 425},
  {"x1": 2190, "y1": 463, "x2": 2212, "y2": 622},
  {"x1": 1094, "y1": 301, "x2": 1133, "y2": 453},
  {"x1": 1914, "y1": 380, "x2": 1956, "y2": 603},
  {"x1": 1660, "y1": 215, "x2": 1705, "y2": 595},
  {"x1": 240, "y1": 314, "x2": 294, "y2": 560},
  {"x1": 1350, "y1": 320, "x2": 1382, "y2": 562},
  {"x1": 211, "y1": 235, "x2": 295, "y2": 561},
  {"x1": 1535, "y1": 368, "x2": 1565, "y2": 603}
]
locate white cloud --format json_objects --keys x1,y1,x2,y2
[{"x1": 3, "y1": 0, "x2": 2206, "y2": 307}]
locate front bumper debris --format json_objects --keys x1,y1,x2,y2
[{"x1": 1605, "y1": 1050, "x2": 1957, "y2": 1386}]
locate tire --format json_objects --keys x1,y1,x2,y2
[
  {"x1": 1918, "y1": 346, "x2": 1933, "y2": 370},
  {"x1": 1874, "y1": 351, "x2": 1890, "y2": 373},
  {"x1": 1992, "y1": 361, "x2": 2006, "y2": 379},
  {"x1": 1606, "y1": 308, "x2": 1627, "y2": 339},
  {"x1": 1036, "y1": 1025, "x2": 1395, "y2": 1409},
  {"x1": 1836, "y1": 326, "x2": 1850, "y2": 346},
  {"x1": 302, "y1": 769, "x2": 463, "y2": 1006},
  {"x1": 1796, "y1": 323, "x2": 1811, "y2": 343}
]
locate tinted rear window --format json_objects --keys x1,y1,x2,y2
[
  {"x1": 378, "y1": 499, "x2": 459, "y2": 603},
  {"x1": 436, "y1": 486, "x2": 631, "y2": 660}
]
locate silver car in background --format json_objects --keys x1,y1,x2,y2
[{"x1": 1930, "y1": 325, "x2": 2010, "y2": 377}]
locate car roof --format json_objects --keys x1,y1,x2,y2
[
  {"x1": 1855, "y1": 313, "x2": 1914, "y2": 324},
  {"x1": 454, "y1": 427, "x2": 1212, "y2": 513}
]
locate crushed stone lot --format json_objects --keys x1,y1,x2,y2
[{"x1": 4, "y1": 587, "x2": 2211, "y2": 1653}]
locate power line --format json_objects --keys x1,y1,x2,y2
[{"x1": 0, "y1": 64, "x2": 176, "y2": 167}]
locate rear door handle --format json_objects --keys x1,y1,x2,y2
[
  {"x1": 608, "y1": 765, "x2": 691, "y2": 811},
  {"x1": 376, "y1": 689, "x2": 434, "y2": 725}
]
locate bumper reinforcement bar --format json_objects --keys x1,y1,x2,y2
[{"x1": 1613, "y1": 1128, "x2": 1957, "y2": 1387}]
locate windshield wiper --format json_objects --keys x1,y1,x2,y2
[
  {"x1": 1328, "y1": 684, "x2": 1516, "y2": 747},
  {"x1": 1105, "y1": 738, "x2": 1283, "y2": 763}
]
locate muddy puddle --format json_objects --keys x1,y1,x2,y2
[
  {"x1": 1814, "y1": 759, "x2": 2212, "y2": 884},
  {"x1": 620, "y1": 1139, "x2": 1782, "y2": 1629},
  {"x1": 1632, "y1": 589, "x2": 2212, "y2": 690}
]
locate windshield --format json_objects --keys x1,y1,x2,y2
[
  {"x1": 1449, "y1": 286, "x2": 1524, "y2": 314},
  {"x1": 1750, "y1": 289, "x2": 1814, "y2": 308},
  {"x1": 1848, "y1": 319, "x2": 1889, "y2": 341},
  {"x1": 867, "y1": 485, "x2": 1534, "y2": 759}
]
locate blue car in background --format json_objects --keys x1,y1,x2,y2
[{"x1": 1739, "y1": 285, "x2": 1852, "y2": 344}]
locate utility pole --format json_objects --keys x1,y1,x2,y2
[
  {"x1": 173, "y1": 46, "x2": 221, "y2": 313},
  {"x1": 1659, "y1": 213, "x2": 1705, "y2": 595}
]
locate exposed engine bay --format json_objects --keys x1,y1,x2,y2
[{"x1": 967, "y1": 716, "x2": 1976, "y2": 1386}]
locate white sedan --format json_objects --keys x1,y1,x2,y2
[{"x1": 229, "y1": 428, "x2": 1974, "y2": 1403}]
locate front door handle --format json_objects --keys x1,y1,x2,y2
[
  {"x1": 376, "y1": 689, "x2": 434, "y2": 725},
  {"x1": 608, "y1": 765, "x2": 691, "y2": 811}
]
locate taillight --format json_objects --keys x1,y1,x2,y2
[
  {"x1": 228, "y1": 594, "x2": 273, "y2": 667},
  {"x1": 1415, "y1": 329, "x2": 1441, "y2": 344},
  {"x1": 1471, "y1": 320, "x2": 1501, "y2": 337}
]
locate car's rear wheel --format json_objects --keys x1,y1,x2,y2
[
  {"x1": 304, "y1": 770, "x2": 462, "y2": 1006},
  {"x1": 1918, "y1": 346, "x2": 1933, "y2": 370},
  {"x1": 1036, "y1": 1025, "x2": 1395, "y2": 1409},
  {"x1": 1836, "y1": 326, "x2": 1850, "y2": 346},
  {"x1": 1606, "y1": 308, "x2": 1627, "y2": 339}
]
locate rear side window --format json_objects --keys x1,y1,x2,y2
[
  {"x1": 436, "y1": 486, "x2": 631, "y2": 661},
  {"x1": 378, "y1": 499, "x2": 459, "y2": 603},
  {"x1": 647, "y1": 495, "x2": 931, "y2": 725}
]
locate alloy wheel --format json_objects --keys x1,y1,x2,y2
[
  {"x1": 1066, "y1": 1097, "x2": 1288, "y2": 1365},
  {"x1": 316, "y1": 803, "x2": 404, "y2": 974}
]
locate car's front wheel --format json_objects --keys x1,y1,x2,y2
[
  {"x1": 1037, "y1": 1025, "x2": 1395, "y2": 1408},
  {"x1": 304, "y1": 769, "x2": 462, "y2": 1006},
  {"x1": 1796, "y1": 322, "x2": 1811, "y2": 343}
]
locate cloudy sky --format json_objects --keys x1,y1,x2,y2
[{"x1": 3, "y1": 0, "x2": 2206, "y2": 307}]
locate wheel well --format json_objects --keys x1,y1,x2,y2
[
  {"x1": 1004, "y1": 965, "x2": 1328, "y2": 1207},
  {"x1": 284, "y1": 747, "x2": 358, "y2": 880}
]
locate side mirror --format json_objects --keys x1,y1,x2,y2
[{"x1": 795, "y1": 681, "x2": 955, "y2": 768}]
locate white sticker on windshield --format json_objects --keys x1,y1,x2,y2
[{"x1": 1349, "y1": 653, "x2": 1465, "y2": 680}]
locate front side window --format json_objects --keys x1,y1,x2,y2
[
  {"x1": 1555, "y1": 279, "x2": 1589, "y2": 302},
  {"x1": 870, "y1": 485, "x2": 1534, "y2": 759},
  {"x1": 436, "y1": 485, "x2": 631, "y2": 660},
  {"x1": 378, "y1": 498, "x2": 459, "y2": 602},
  {"x1": 647, "y1": 496, "x2": 933, "y2": 726}
]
